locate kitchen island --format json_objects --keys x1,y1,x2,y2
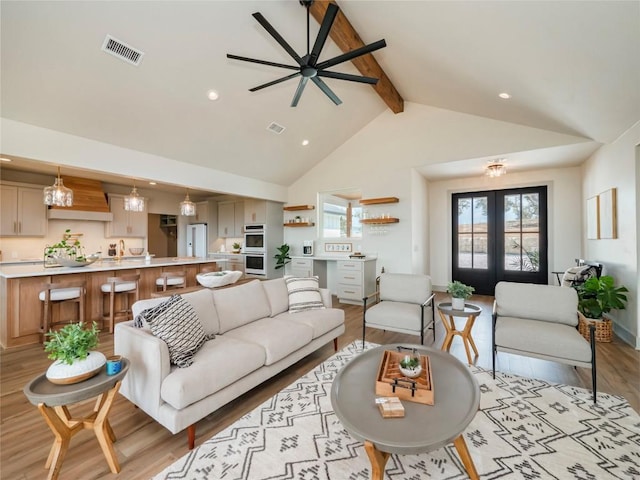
[{"x1": 0, "y1": 257, "x2": 225, "y2": 349}]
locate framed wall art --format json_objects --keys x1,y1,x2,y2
[
  {"x1": 586, "y1": 195, "x2": 599, "y2": 240},
  {"x1": 598, "y1": 188, "x2": 617, "y2": 239}
]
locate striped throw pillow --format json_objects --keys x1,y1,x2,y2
[
  {"x1": 135, "y1": 294, "x2": 213, "y2": 368},
  {"x1": 285, "y1": 276, "x2": 325, "y2": 313}
]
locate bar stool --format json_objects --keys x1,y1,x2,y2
[
  {"x1": 156, "y1": 271, "x2": 187, "y2": 292},
  {"x1": 39, "y1": 281, "x2": 87, "y2": 342},
  {"x1": 101, "y1": 274, "x2": 140, "y2": 333}
]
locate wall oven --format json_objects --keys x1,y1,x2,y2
[
  {"x1": 245, "y1": 253, "x2": 266, "y2": 276},
  {"x1": 244, "y1": 224, "x2": 265, "y2": 253}
]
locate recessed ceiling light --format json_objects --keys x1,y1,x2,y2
[
  {"x1": 301, "y1": 139, "x2": 309, "y2": 146},
  {"x1": 207, "y1": 90, "x2": 219, "y2": 101},
  {"x1": 149, "y1": 181, "x2": 157, "y2": 185},
  {"x1": 499, "y1": 92, "x2": 511, "y2": 99},
  {"x1": 0, "y1": 157, "x2": 11, "y2": 162}
]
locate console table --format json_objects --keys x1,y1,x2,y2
[{"x1": 23, "y1": 359, "x2": 129, "y2": 480}]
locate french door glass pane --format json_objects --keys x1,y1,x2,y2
[
  {"x1": 504, "y1": 234, "x2": 521, "y2": 270},
  {"x1": 504, "y1": 194, "x2": 521, "y2": 232},
  {"x1": 522, "y1": 233, "x2": 540, "y2": 271},
  {"x1": 522, "y1": 194, "x2": 540, "y2": 231},
  {"x1": 458, "y1": 199, "x2": 472, "y2": 232},
  {"x1": 458, "y1": 233, "x2": 472, "y2": 268},
  {"x1": 473, "y1": 197, "x2": 487, "y2": 232},
  {"x1": 473, "y1": 234, "x2": 488, "y2": 269}
]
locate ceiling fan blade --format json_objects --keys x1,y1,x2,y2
[
  {"x1": 249, "y1": 72, "x2": 300, "y2": 92},
  {"x1": 291, "y1": 77, "x2": 309, "y2": 107},
  {"x1": 316, "y1": 39, "x2": 386, "y2": 70},
  {"x1": 311, "y1": 77, "x2": 342, "y2": 105},
  {"x1": 317, "y1": 70, "x2": 379, "y2": 85},
  {"x1": 226, "y1": 54, "x2": 299, "y2": 71},
  {"x1": 309, "y1": 3, "x2": 339, "y2": 66},
  {"x1": 252, "y1": 12, "x2": 304, "y2": 66}
]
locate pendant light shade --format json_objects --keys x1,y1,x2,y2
[
  {"x1": 124, "y1": 180, "x2": 145, "y2": 212},
  {"x1": 485, "y1": 160, "x2": 507, "y2": 178},
  {"x1": 180, "y1": 190, "x2": 196, "y2": 216},
  {"x1": 43, "y1": 167, "x2": 73, "y2": 207}
]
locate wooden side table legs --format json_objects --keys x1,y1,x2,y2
[
  {"x1": 37, "y1": 380, "x2": 122, "y2": 480},
  {"x1": 438, "y1": 310, "x2": 479, "y2": 364},
  {"x1": 364, "y1": 441, "x2": 390, "y2": 480},
  {"x1": 453, "y1": 434, "x2": 479, "y2": 480}
]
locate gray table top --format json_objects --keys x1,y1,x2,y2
[
  {"x1": 331, "y1": 344, "x2": 479, "y2": 455},
  {"x1": 23, "y1": 359, "x2": 129, "y2": 407},
  {"x1": 437, "y1": 302, "x2": 482, "y2": 316}
]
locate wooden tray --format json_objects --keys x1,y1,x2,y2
[{"x1": 375, "y1": 349, "x2": 434, "y2": 405}]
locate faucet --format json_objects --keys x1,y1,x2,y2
[{"x1": 117, "y1": 239, "x2": 125, "y2": 260}]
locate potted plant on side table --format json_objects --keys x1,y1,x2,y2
[
  {"x1": 576, "y1": 275, "x2": 628, "y2": 343},
  {"x1": 447, "y1": 281, "x2": 475, "y2": 310},
  {"x1": 44, "y1": 322, "x2": 106, "y2": 384}
]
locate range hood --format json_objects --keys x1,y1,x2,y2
[{"x1": 47, "y1": 176, "x2": 114, "y2": 221}]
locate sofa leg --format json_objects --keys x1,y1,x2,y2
[
  {"x1": 187, "y1": 424, "x2": 196, "y2": 450},
  {"x1": 333, "y1": 337, "x2": 338, "y2": 351}
]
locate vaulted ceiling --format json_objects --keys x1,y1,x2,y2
[{"x1": 2, "y1": 1, "x2": 638, "y2": 189}]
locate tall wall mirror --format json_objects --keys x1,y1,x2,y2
[{"x1": 319, "y1": 189, "x2": 363, "y2": 238}]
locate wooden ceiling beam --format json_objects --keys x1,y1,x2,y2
[{"x1": 309, "y1": 0, "x2": 404, "y2": 114}]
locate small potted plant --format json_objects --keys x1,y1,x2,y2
[
  {"x1": 232, "y1": 242, "x2": 242, "y2": 253},
  {"x1": 274, "y1": 244, "x2": 291, "y2": 270},
  {"x1": 44, "y1": 322, "x2": 106, "y2": 384},
  {"x1": 399, "y1": 350, "x2": 422, "y2": 378},
  {"x1": 576, "y1": 275, "x2": 628, "y2": 343},
  {"x1": 447, "y1": 280, "x2": 474, "y2": 310}
]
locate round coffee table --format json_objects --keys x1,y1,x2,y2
[
  {"x1": 23, "y1": 359, "x2": 129, "y2": 480},
  {"x1": 437, "y1": 302, "x2": 482, "y2": 364},
  {"x1": 331, "y1": 344, "x2": 479, "y2": 480}
]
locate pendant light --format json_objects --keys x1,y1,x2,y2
[
  {"x1": 124, "y1": 180, "x2": 145, "y2": 212},
  {"x1": 180, "y1": 189, "x2": 196, "y2": 216},
  {"x1": 485, "y1": 160, "x2": 507, "y2": 178},
  {"x1": 43, "y1": 166, "x2": 73, "y2": 207}
]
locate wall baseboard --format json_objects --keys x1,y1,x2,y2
[{"x1": 612, "y1": 322, "x2": 639, "y2": 350}]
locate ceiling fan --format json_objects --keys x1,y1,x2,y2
[{"x1": 227, "y1": 0, "x2": 386, "y2": 107}]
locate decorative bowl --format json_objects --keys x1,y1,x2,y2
[
  {"x1": 196, "y1": 270, "x2": 243, "y2": 288},
  {"x1": 52, "y1": 253, "x2": 100, "y2": 268},
  {"x1": 129, "y1": 247, "x2": 144, "y2": 255},
  {"x1": 399, "y1": 351, "x2": 422, "y2": 378}
]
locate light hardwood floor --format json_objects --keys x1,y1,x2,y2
[{"x1": 1, "y1": 293, "x2": 638, "y2": 479}]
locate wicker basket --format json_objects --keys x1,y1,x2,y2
[{"x1": 578, "y1": 312, "x2": 612, "y2": 343}]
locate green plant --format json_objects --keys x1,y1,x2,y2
[
  {"x1": 46, "y1": 229, "x2": 87, "y2": 261},
  {"x1": 400, "y1": 356, "x2": 420, "y2": 369},
  {"x1": 447, "y1": 280, "x2": 475, "y2": 299},
  {"x1": 44, "y1": 322, "x2": 100, "y2": 365},
  {"x1": 274, "y1": 244, "x2": 291, "y2": 270},
  {"x1": 577, "y1": 275, "x2": 628, "y2": 319},
  {"x1": 232, "y1": 242, "x2": 241, "y2": 251}
]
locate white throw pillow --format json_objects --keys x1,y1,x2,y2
[{"x1": 285, "y1": 276, "x2": 325, "y2": 313}]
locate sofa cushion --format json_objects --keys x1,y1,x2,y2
[
  {"x1": 273, "y1": 307, "x2": 343, "y2": 339},
  {"x1": 285, "y1": 276, "x2": 325, "y2": 313},
  {"x1": 132, "y1": 289, "x2": 219, "y2": 336},
  {"x1": 224, "y1": 317, "x2": 313, "y2": 366},
  {"x1": 138, "y1": 295, "x2": 212, "y2": 368},
  {"x1": 261, "y1": 277, "x2": 289, "y2": 317},
  {"x1": 213, "y1": 280, "x2": 272, "y2": 334},
  {"x1": 495, "y1": 281, "x2": 578, "y2": 326},
  {"x1": 161, "y1": 336, "x2": 266, "y2": 410},
  {"x1": 496, "y1": 316, "x2": 592, "y2": 363}
]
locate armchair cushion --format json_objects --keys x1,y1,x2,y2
[
  {"x1": 379, "y1": 273, "x2": 432, "y2": 304},
  {"x1": 495, "y1": 281, "x2": 578, "y2": 326},
  {"x1": 365, "y1": 301, "x2": 423, "y2": 332}
]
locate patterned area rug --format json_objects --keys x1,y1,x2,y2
[{"x1": 152, "y1": 341, "x2": 640, "y2": 479}]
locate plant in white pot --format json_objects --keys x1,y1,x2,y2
[
  {"x1": 447, "y1": 281, "x2": 474, "y2": 310},
  {"x1": 44, "y1": 322, "x2": 105, "y2": 385}
]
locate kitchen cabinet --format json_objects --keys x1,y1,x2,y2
[
  {"x1": 0, "y1": 184, "x2": 47, "y2": 237},
  {"x1": 218, "y1": 201, "x2": 244, "y2": 237},
  {"x1": 105, "y1": 194, "x2": 148, "y2": 238},
  {"x1": 212, "y1": 254, "x2": 244, "y2": 276},
  {"x1": 194, "y1": 201, "x2": 209, "y2": 224},
  {"x1": 286, "y1": 257, "x2": 313, "y2": 277},
  {"x1": 245, "y1": 199, "x2": 267, "y2": 225},
  {"x1": 336, "y1": 258, "x2": 377, "y2": 305}
]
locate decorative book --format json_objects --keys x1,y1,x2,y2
[{"x1": 376, "y1": 396, "x2": 405, "y2": 418}]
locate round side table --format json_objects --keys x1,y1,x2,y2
[
  {"x1": 437, "y1": 302, "x2": 482, "y2": 364},
  {"x1": 23, "y1": 358, "x2": 129, "y2": 480}
]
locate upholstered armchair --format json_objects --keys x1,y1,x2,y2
[
  {"x1": 362, "y1": 273, "x2": 436, "y2": 347},
  {"x1": 492, "y1": 281, "x2": 597, "y2": 402}
]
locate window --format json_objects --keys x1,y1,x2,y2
[{"x1": 319, "y1": 190, "x2": 362, "y2": 238}]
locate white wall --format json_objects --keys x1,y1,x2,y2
[
  {"x1": 286, "y1": 101, "x2": 591, "y2": 277},
  {"x1": 428, "y1": 166, "x2": 583, "y2": 290},
  {"x1": 582, "y1": 121, "x2": 639, "y2": 348}
]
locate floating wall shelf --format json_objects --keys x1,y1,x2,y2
[
  {"x1": 359, "y1": 197, "x2": 399, "y2": 206},
  {"x1": 361, "y1": 218, "x2": 399, "y2": 225},
  {"x1": 283, "y1": 222, "x2": 315, "y2": 227},
  {"x1": 283, "y1": 205, "x2": 315, "y2": 211}
]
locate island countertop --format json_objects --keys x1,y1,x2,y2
[{"x1": 0, "y1": 257, "x2": 225, "y2": 279}]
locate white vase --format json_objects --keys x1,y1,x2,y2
[
  {"x1": 46, "y1": 351, "x2": 107, "y2": 385},
  {"x1": 451, "y1": 297, "x2": 466, "y2": 310}
]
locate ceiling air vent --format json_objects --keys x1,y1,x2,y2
[
  {"x1": 101, "y1": 35, "x2": 144, "y2": 66},
  {"x1": 266, "y1": 122, "x2": 286, "y2": 135}
]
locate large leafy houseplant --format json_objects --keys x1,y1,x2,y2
[
  {"x1": 577, "y1": 275, "x2": 628, "y2": 319},
  {"x1": 44, "y1": 322, "x2": 100, "y2": 365},
  {"x1": 274, "y1": 244, "x2": 291, "y2": 270}
]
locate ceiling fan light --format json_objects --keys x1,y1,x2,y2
[
  {"x1": 43, "y1": 168, "x2": 73, "y2": 207},
  {"x1": 180, "y1": 192, "x2": 196, "y2": 216},
  {"x1": 124, "y1": 184, "x2": 145, "y2": 212}
]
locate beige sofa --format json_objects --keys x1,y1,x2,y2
[{"x1": 114, "y1": 278, "x2": 344, "y2": 448}]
